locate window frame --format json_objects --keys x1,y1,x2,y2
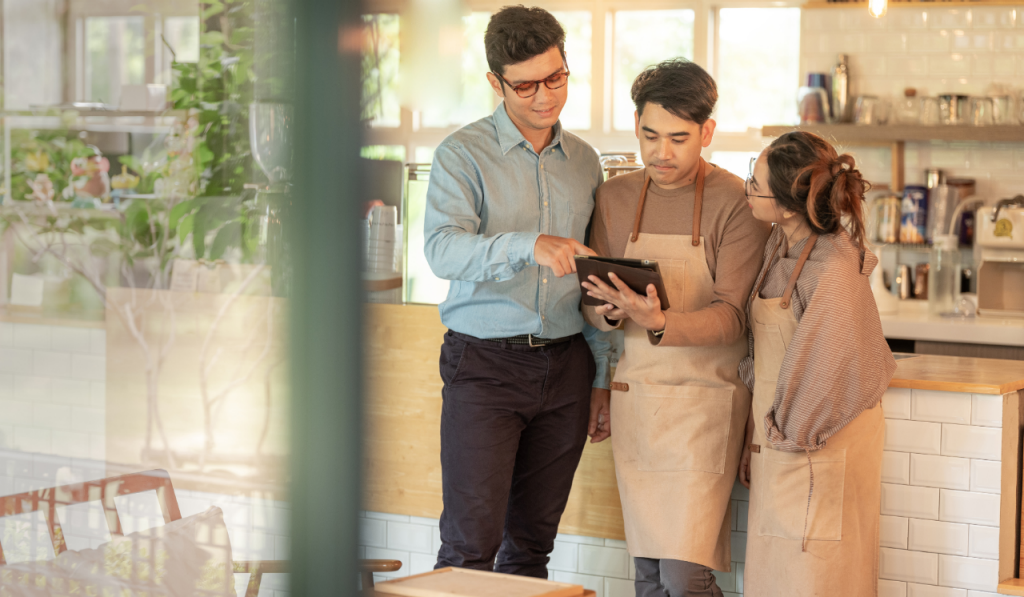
[
  {"x1": 361, "y1": 0, "x2": 801, "y2": 160},
  {"x1": 66, "y1": 0, "x2": 199, "y2": 105}
]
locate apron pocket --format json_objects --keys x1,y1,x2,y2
[
  {"x1": 756, "y1": 447, "x2": 846, "y2": 541},
  {"x1": 752, "y1": 322, "x2": 787, "y2": 383},
  {"x1": 632, "y1": 382, "x2": 734, "y2": 474}
]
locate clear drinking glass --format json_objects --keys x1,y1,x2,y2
[
  {"x1": 971, "y1": 97, "x2": 994, "y2": 126},
  {"x1": 920, "y1": 97, "x2": 940, "y2": 125}
]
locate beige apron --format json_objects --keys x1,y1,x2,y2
[
  {"x1": 609, "y1": 159, "x2": 751, "y2": 571},
  {"x1": 744, "y1": 234, "x2": 884, "y2": 597}
]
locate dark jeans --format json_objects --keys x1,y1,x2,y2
[
  {"x1": 435, "y1": 330, "x2": 595, "y2": 578},
  {"x1": 635, "y1": 558, "x2": 724, "y2": 597}
]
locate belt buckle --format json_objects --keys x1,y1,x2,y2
[{"x1": 528, "y1": 334, "x2": 543, "y2": 347}]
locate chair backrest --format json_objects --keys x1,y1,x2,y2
[{"x1": 0, "y1": 469, "x2": 181, "y2": 565}]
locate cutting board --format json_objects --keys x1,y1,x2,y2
[{"x1": 374, "y1": 567, "x2": 585, "y2": 597}]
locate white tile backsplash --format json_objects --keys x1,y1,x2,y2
[
  {"x1": 883, "y1": 484, "x2": 941, "y2": 520},
  {"x1": 880, "y1": 579, "x2": 909, "y2": 597},
  {"x1": 941, "y1": 425, "x2": 1000, "y2": 461},
  {"x1": 907, "y1": 584, "x2": 967, "y2": 597},
  {"x1": 939, "y1": 490, "x2": 1000, "y2": 526},
  {"x1": 910, "y1": 454, "x2": 971, "y2": 490},
  {"x1": 907, "y1": 519, "x2": 969, "y2": 556},
  {"x1": 912, "y1": 391, "x2": 972, "y2": 425},
  {"x1": 970, "y1": 395, "x2": 1001, "y2": 428},
  {"x1": 881, "y1": 515, "x2": 910, "y2": 549},
  {"x1": 578, "y1": 544, "x2": 629, "y2": 579},
  {"x1": 967, "y1": 525, "x2": 999, "y2": 561},
  {"x1": 387, "y1": 520, "x2": 434, "y2": 553},
  {"x1": 548, "y1": 540, "x2": 578, "y2": 572},
  {"x1": 880, "y1": 547, "x2": 939, "y2": 584},
  {"x1": 969, "y1": 460, "x2": 1001, "y2": 495},
  {"x1": 359, "y1": 517, "x2": 388, "y2": 548},
  {"x1": 938, "y1": 555, "x2": 999, "y2": 591},
  {"x1": 886, "y1": 420, "x2": 942, "y2": 455},
  {"x1": 883, "y1": 388, "x2": 913, "y2": 420}
]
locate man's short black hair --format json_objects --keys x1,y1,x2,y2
[
  {"x1": 631, "y1": 58, "x2": 718, "y2": 125},
  {"x1": 484, "y1": 5, "x2": 565, "y2": 77}
]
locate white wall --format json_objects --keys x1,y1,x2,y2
[
  {"x1": 3, "y1": 0, "x2": 64, "y2": 109},
  {"x1": 801, "y1": 5, "x2": 1024, "y2": 201}
]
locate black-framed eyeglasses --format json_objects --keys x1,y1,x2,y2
[
  {"x1": 493, "y1": 68, "x2": 570, "y2": 99},
  {"x1": 745, "y1": 156, "x2": 773, "y2": 199}
]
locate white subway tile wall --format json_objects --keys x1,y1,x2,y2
[
  {"x1": 0, "y1": 323, "x2": 106, "y2": 461},
  {"x1": 799, "y1": 6, "x2": 1024, "y2": 197},
  {"x1": 354, "y1": 389, "x2": 1009, "y2": 596}
]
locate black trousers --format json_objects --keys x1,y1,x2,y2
[{"x1": 435, "y1": 330, "x2": 595, "y2": 578}]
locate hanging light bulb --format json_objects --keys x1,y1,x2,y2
[{"x1": 868, "y1": 0, "x2": 888, "y2": 19}]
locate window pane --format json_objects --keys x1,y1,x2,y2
[
  {"x1": 362, "y1": 13, "x2": 401, "y2": 127},
  {"x1": 421, "y1": 12, "x2": 493, "y2": 129},
  {"x1": 552, "y1": 11, "x2": 591, "y2": 131},
  {"x1": 164, "y1": 17, "x2": 200, "y2": 63},
  {"x1": 84, "y1": 17, "x2": 146, "y2": 106},
  {"x1": 405, "y1": 167, "x2": 450, "y2": 304},
  {"x1": 710, "y1": 151, "x2": 760, "y2": 180},
  {"x1": 716, "y1": 8, "x2": 801, "y2": 132},
  {"x1": 361, "y1": 145, "x2": 406, "y2": 162},
  {"x1": 613, "y1": 10, "x2": 694, "y2": 131},
  {"x1": 414, "y1": 146, "x2": 435, "y2": 164}
]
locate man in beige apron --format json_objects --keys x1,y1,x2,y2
[
  {"x1": 744, "y1": 233, "x2": 885, "y2": 597},
  {"x1": 582, "y1": 59, "x2": 771, "y2": 596}
]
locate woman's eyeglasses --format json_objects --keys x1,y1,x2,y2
[
  {"x1": 746, "y1": 156, "x2": 774, "y2": 200},
  {"x1": 493, "y1": 69, "x2": 570, "y2": 99}
]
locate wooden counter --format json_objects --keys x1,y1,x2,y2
[
  {"x1": 363, "y1": 303, "x2": 1024, "y2": 543},
  {"x1": 890, "y1": 354, "x2": 1024, "y2": 395}
]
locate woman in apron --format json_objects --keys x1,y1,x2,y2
[{"x1": 737, "y1": 131, "x2": 896, "y2": 597}]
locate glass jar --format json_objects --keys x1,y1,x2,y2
[
  {"x1": 896, "y1": 88, "x2": 920, "y2": 124},
  {"x1": 928, "y1": 234, "x2": 961, "y2": 315}
]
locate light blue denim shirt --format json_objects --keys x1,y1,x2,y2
[{"x1": 424, "y1": 103, "x2": 611, "y2": 389}]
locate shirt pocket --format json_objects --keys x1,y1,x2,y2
[
  {"x1": 632, "y1": 382, "x2": 734, "y2": 474},
  {"x1": 754, "y1": 447, "x2": 846, "y2": 542}
]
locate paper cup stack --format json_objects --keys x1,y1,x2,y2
[{"x1": 367, "y1": 205, "x2": 398, "y2": 274}]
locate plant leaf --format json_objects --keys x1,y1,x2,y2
[{"x1": 209, "y1": 221, "x2": 240, "y2": 259}]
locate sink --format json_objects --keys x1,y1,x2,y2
[{"x1": 892, "y1": 353, "x2": 921, "y2": 361}]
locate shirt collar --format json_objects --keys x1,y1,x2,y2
[{"x1": 493, "y1": 102, "x2": 570, "y2": 159}]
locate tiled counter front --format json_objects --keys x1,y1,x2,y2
[{"x1": 359, "y1": 387, "x2": 1008, "y2": 597}]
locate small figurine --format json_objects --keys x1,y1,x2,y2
[
  {"x1": 110, "y1": 165, "x2": 140, "y2": 204},
  {"x1": 70, "y1": 155, "x2": 111, "y2": 201},
  {"x1": 26, "y1": 173, "x2": 55, "y2": 203}
]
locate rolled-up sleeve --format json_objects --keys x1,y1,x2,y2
[{"x1": 424, "y1": 142, "x2": 540, "y2": 282}]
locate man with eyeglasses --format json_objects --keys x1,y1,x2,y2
[{"x1": 424, "y1": 5, "x2": 611, "y2": 579}]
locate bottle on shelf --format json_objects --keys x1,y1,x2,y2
[{"x1": 831, "y1": 54, "x2": 850, "y2": 123}]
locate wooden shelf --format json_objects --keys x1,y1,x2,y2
[
  {"x1": 762, "y1": 124, "x2": 1024, "y2": 144},
  {"x1": 761, "y1": 124, "x2": 1024, "y2": 191}
]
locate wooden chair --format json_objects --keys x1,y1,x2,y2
[
  {"x1": 0, "y1": 468, "x2": 287, "y2": 597},
  {"x1": 0, "y1": 468, "x2": 401, "y2": 594}
]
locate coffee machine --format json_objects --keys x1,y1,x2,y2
[{"x1": 976, "y1": 195, "x2": 1024, "y2": 317}]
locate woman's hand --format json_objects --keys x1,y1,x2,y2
[
  {"x1": 581, "y1": 273, "x2": 666, "y2": 332},
  {"x1": 738, "y1": 408, "x2": 755, "y2": 489}
]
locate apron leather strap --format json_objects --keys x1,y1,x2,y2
[
  {"x1": 780, "y1": 233, "x2": 818, "y2": 309},
  {"x1": 630, "y1": 177, "x2": 652, "y2": 242},
  {"x1": 630, "y1": 158, "x2": 707, "y2": 243},
  {"x1": 691, "y1": 158, "x2": 706, "y2": 247}
]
